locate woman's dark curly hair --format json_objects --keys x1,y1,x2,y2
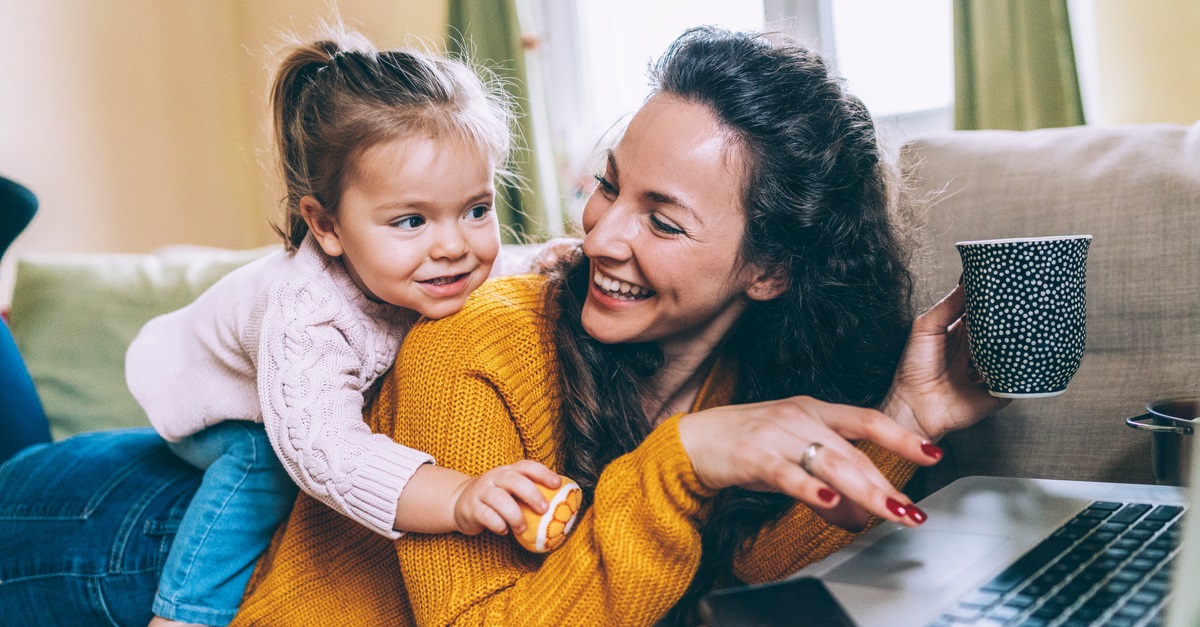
[{"x1": 543, "y1": 27, "x2": 915, "y2": 625}]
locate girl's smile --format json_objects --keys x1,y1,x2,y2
[{"x1": 417, "y1": 272, "x2": 472, "y2": 297}]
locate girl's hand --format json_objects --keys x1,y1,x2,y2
[
  {"x1": 677, "y1": 396, "x2": 944, "y2": 529},
  {"x1": 450, "y1": 460, "x2": 563, "y2": 536},
  {"x1": 882, "y1": 283, "x2": 1010, "y2": 442}
]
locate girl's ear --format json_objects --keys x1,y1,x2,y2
[
  {"x1": 299, "y1": 196, "x2": 344, "y2": 257},
  {"x1": 744, "y1": 265, "x2": 788, "y2": 302}
]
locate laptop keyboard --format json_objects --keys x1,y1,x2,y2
[{"x1": 928, "y1": 501, "x2": 1184, "y2": 627}]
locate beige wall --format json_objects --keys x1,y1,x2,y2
[
  {"x1": 1092, "y1": 0, "x2": 1200, "y2": 125},
  {"x1": 0, "y1": 0, "x2": 448, "y2": 303}
]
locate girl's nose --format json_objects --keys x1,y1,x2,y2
[{"x1": 429, "y1": 224, "x2": 468, "y2": 260}]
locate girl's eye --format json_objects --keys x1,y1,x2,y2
[
  {"x1": 593, "y1": 174, "x2": 617, "y2": 197},
  {"x1": 649, "y1": 214, "x2": 685, "y2": 236},
  {"x1": 394, "y1": 215, "x2": 425, "y2": 230},
  {"x1": 466, "y1": 204, "x2": 491, "y2": 220}
]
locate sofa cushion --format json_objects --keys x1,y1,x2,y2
[
  {"x1": 8, "y1": 246, "x2": 276, "y2": 439},
  {"x1": 901, "y1": 122, "x2": 1200, "y2": 494}
]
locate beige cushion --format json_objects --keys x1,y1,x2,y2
[{"x1": 901, "y1": 122, "x2": 1200, "y2": 495}]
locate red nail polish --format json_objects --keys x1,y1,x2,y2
[
  {"x1": 886, "y1": 497, "x2": 908, "y2": 518},
  {"x1": 921, "y1": 441, "x2": 943, "y2": 460},
  {"x1": 907, "y1": 505, "x2": 928, "y2": 524},
  {"x1": 818, "y1": 488, "x2": 837, "y2": 503}
]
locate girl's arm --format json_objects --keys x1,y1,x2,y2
[
  {"x1": 396, "y1": 460, "x2": 558, "y2": 536},
  {"x1": 258, "y1": 276, "x2": 558, "y2": 539},
  {"x1": 256, "y1": 276, "x2": 433, "y2": 539}
]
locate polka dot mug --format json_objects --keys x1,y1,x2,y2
[{"x1": 955, "y1": 235, "x2": 1091, "y2": 398}]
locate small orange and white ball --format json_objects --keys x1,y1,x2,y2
[{"x1": 515, "y1": 476, "x2": 582, "y2": 553}]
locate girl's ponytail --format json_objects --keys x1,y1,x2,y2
[{"x1": 270, "y1": 41, "x2": 338, "y2": 251}]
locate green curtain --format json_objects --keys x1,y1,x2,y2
[
  {"x1": 448, "y1": 0, "x2": 547, "y2": 243},
  {"x1": 953, "y1": 0, "x2": 1085, "y2": 130}
]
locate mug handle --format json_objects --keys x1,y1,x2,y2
[{"x1": 1126, "y1": 413, "x2": 1194, "y2": 435}]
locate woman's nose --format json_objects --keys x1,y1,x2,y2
[{"x1": 582, "y1": 202, "x2": 635, "y2": 262}]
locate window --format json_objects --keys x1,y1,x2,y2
[
  {"x1": 529, "y1": 0, "x2": 765, "y2": 217},
  {"x1": 529, "y1": 0, "x2": 954, "y2": 217},
  {"x1": 767, "y1": 0, "x2": 954, "y2": 141},
  {"x1": 827, "y1": 0, "x2": 953, "y2": 118}
]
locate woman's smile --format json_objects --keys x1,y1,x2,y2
[{"x1": 591, "y1": 270, "x2": 655, "y2": 302}]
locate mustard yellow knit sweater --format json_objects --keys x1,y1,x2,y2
[{"x1": 232, "y1": 275, "x2": 916, "y2": 626}]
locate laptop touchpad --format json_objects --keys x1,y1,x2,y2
[{"x1": 824, "y1": 529, "x2": 1008, "y2": 591}]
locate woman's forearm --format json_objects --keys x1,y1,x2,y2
[{"x1": 733, "y1": 439, "x2": 919, "y2": 584}]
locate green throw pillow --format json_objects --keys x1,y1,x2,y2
[{"x1": 8, "y1": 246, "x2": 276, "y2": 439}]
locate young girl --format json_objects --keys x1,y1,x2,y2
[{"x1": 125, "y1": 31, "x2": 561, "y2": 627}]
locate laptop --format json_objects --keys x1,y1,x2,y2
[{"x1": 701, "y1": 463, "x2": 1199, "y2": 626}]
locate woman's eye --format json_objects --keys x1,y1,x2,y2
[
  {"x1": 593, "y1": 174, "x2": 617, "y2": 197},
  {"x1": 466, "y1": 205, "x2": 491, "y2": 220},
  {"x1": 394, "y1": 215, "x2": 425, "y2": 230},
  {"x1": 649, "y1": 214, "x2": 685, "y2": 236}
]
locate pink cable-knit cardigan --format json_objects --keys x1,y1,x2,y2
[{"x1": 125, "y1": 236, "x2": 538, "y2": 537}]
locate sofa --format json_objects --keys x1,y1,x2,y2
[
  {"x1": 6, "y1": 122, "x2": 1200, "y2": 494},
  {"x1": 900, "y1": 121, "x2": 1200, "y2": 497}
]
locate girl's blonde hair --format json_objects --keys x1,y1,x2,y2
[{"x1": 270, "y1": 29, "x2": 513, "y2": 251}]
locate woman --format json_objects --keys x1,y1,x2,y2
[
  {"x1": 230, "y1": 27, "x2": 1002, "y2": 626},
  {"x1": 0, "y1": 28, "x2": 999, "y2": 626}
]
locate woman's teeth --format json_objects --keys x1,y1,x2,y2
[{"x1": 593, "y1": 272, "x2": 653, "y2": 300}]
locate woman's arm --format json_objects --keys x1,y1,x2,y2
[
  {"x1": 883, "y1": 283, "x2": 1010, "y2": 441},
  {"x1": 734, "y1": 284, "x2": 1008, "y2": 583},
  {"x1": 731, "y1": 440, "x2": 919, "y2": 584}
]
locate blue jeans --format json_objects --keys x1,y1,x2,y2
[
  {"x1": 0, "y1": 429, "x2": 199, "y2": 626},
  {"x1": 154, "y1": 422, "x2": 298, "y2": 625},
  {"x1": 0, "y1": 319, "x2": 50, "y2": 465}
]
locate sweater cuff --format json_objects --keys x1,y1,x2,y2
[
  {"x1": 346, "y1": 438, "x2": 434, "y2": 539},
  {"x1": 854, "y1": 440, "x2": 919, "y2": 490},
  {"x1": 643, "y1": 413, "x2": 720, "y2": 516}
]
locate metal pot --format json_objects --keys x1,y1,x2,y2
[{"x1": 1126, "y1": 397, "x2": 1200, "y2": 486}]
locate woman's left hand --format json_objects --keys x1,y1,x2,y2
[{"x1": 882, "y1": 283, "x2": 1010, "y2": 441}]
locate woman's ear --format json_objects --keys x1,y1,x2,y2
[
  {"x1": 745, "y1": 265, "x2": 788, "y2": 302},
  {"x1": 299, "y1": 196, "x2": 344, "y2": 257}
]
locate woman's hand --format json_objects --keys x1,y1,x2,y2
[
  {"x1": 677, "y1": 396, "x2": 944, "y2": 529},
  {"x1": 882, "y1": 283, "x2": 1010, "y2": 442}
]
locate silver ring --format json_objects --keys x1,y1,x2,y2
[{"x1": 799, "y1": 442, "x2": 824, "y2": 475}]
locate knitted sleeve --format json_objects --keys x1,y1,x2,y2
[
  {"x1": 380, "y1": 291, "x2": 716, "y2": 625},
  {"x1": 731, "y1": 441, "x2": 918, "y2": 584},
  {"x1": 257, "y1": 277, "x2": 432, "y2": 539}
]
